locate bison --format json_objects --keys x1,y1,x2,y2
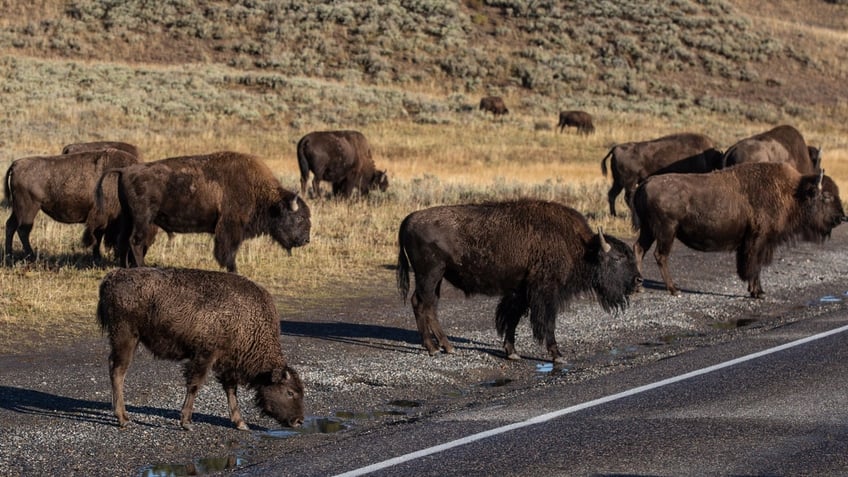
[
  {"x1": 397, "y1": 199, "x2": 642, "y2": 363},
  {"x1": 601, "y1": 132, "x2": 723, "y2": 217},
  {"x1": 4, "y1": 149, "x2": 144, "y2": 262},
  {"x1": 62, "y1": 141, "x2": 141, "y2": 160},
  {"x1": 106, "y1": 151, "x2": 310, "y2": 272},
  {"x1": 557, "y1": 110, "x2": 595, "y2": 135},
  {"x1": 97, "y1": 267, "x2": 305, "y2": 430},
  {"x1": 479, "y1": 96, "x2": 509, "y2": 116},
  {"x1": 632, "y1": 163, "x2": 846, "y2": 298},
  {"x1": 722, "y1": 124, "x2": 820, "y2": 173},
  {"x1": 296, "y1": 130, "x2": 388, "y2": 199}
]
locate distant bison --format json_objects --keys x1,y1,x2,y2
[
  {"x1": 106, "y1": 151, "x2": 310, "y2": 272},
  {"x1": 632, "y1": 163, "x2": 846, "y2": 298},
  {"x1": 601, "y1": 133, "x2": 723, "y2": 217},
  {"x1": 297, "y1": 130, "x2": 388, "y2": 198},
  {"x1": 397, "y1": 199, "x2": 642, "y2": 363},
  {"x1": 97, "y1": 267, "x2": 305, "y2": 430},
  {"x1": 4, "y1": 149, "x2": 144, "y2": 262},
  {"x1": 62, "y1": 141, "x2": 141, "y2": 160},
  {"x1": 557, "y1": 110, "x2": 595, "y2": 135},
  {"x1": 479, "y1": 96, "x2": 509, "y2": 116},
  {"x1": 722, "y1": 125, "x2": 820, "y2": 173}
]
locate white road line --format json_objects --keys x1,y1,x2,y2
[{"x1": 333, "y1": 322, "x2": 848, "y2": 477}]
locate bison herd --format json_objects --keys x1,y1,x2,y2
[{"x1": 2, "y1": 119, "x2": 846, "y2": 431}]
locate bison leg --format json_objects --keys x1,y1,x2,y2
[
  {"x1": 180, "y1": 355, "x2": 215, "y2": 431},
  {"x1": 607, "y1": 183, "x2": 623, "y2": 217},
  {"x1": 222, "y1": 380, "x2": 249, "y2": 431},
  {"x1": 632, "y1": 229, "x2": 655, "y2": 292},
  {"x1": 529, "y1": 298, "x2": 565, "y2": 363},
  {"x1": 4, "y1": 214, "x2": 18, "y2": 259},
  {"x1": 411, "y1": 272, "x2": 453, "y2": 355},
  {"x1": 736, "y1": 241, "x2": 766, "y2": 299},
  {"x1": 108, "y1": 334, "x2": 139, "y2": 428},
  {"x1": 653, "y1": 235, "x2": 679, "y2": 296},
  {"x1": 127, "y1": 223, "x2": 151, "y2": 269},
  {"x1": 213, "y1": 224, "x2": 243, "y2": 273},
  {"x1": 5, "y1": 211, "x2": 37, "y2": 260},
  {"x1": 495, "y1": 290, "x2": 528, "y2": 360}
]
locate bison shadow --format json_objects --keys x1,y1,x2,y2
[
  {"x1": 280, "y1": 320, "x2": 499, "y2": 356},
  {"x1": 3, "y1": 251, "x2": 114, "y2": 271},
  {"x1": 638, "y1": 278, "x2": 740, "y2": 298},
  {"x1": 0, "y1": 386, "x2": 234, "y2": 429}
]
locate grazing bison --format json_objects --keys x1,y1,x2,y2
[
  {"x1": 557, "y1": 110, "x2": 595, "y2": 135},
  {"x1": 601, "y1": 133, "x2": 723, "y2": 217},
  {"x1": 397, "y1": 199, "x2": 642, "y2": 363},
  {"x1": 108, "y1": 151, "x2": 310, "y2": 272},
  {"x1": 722, "y1": 125, "x2": 819, "y2": 173},
  {"x1": 296, "y1": 130, "x2": 388, "y2": 199},
  {"x1": 479, "y1": 96, "x2": 509, "y2": 116},
  {"x1": 632, "y1": 163, "x2": 846, "y2": 298},
  {"x1": 97, "y1": 267, "x2": 305, "y2": 430},
  {"x1": 62, "y1": 141, "x2": 141, "y2": 160},
  {"x1": 4, "y1": 149, "x2": 143, "y2": 262}
]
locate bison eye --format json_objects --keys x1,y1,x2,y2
[{"x1": 286, "y1": 390, "x2": 295, "y2": 398}]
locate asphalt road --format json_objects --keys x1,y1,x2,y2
[{"x1": 245, "y1": 307, "x2": 848, "y2": 477}]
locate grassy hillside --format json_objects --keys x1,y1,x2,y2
[{"x1": 1, "y1": 0, "x2": 847, "y2": 349}]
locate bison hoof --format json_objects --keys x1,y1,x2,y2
[
  {"x1": 750, "y1": 291, "x2": 765, "y2": 299},
  {"x1": 180, "y1": 422, "x2": 194, "y2": 431},
  {"x1": 506, "y1": 352, "x2": 521, "y2": 361},
  {"x1": 236, "y1": 422, "x2": 250, "y2": 431},
  {"x1": 553, "y1": 356, "x2": 568, "y2": 364}
]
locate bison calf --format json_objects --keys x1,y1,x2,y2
[
  {"x1": 397, "y1": 199, "x2": 642, "y2": 363},
  {"x1": 97, "y1": 267, "x2": 305, "y2": 431},
  {"x1": 632, "y1": 163, "x2": 846, "y2": 298}
]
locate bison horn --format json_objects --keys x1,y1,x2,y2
[
  {"x1": 598, "y1": 227, "x2": 611, "y2": 253},
  {"x1": 817, "y1": 169, "x2": 824, "y2": 191},
  {"x1": 290, "y1": 194, "x2": 299, "y2": 212}
]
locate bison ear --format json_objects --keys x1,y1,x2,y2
[
  {"x1": 598, "y1": 227, "x2": 611, "y2": 253},
  {"x1": 271, "y1": 368, "x2": 290, "y2": 383}
]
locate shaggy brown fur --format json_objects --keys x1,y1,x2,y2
[
  {"x1": 397, "y1": 199, "x2": 641, "y2": 363},
  {"x1": 104, "y1": 151, "x2": 311, "y2": 272},
  {"x1": 479, "y1": 96, "x2": 509, "y2": 116},
  {"x1": 97, "y1": 267, "x2": 305, "y2": 431}
]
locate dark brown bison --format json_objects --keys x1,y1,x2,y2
[
  {"x1": 4, "y1": 149, "x2": 143, "y2": 262},
  {"x1": 296, "y1": 130, "x2": 388, "y2": 199},
  {"x1": 397, "y1": 199, "x2": 642, "y2": 363},
  {"x1": 97, "y1": 267, "x2": 305, "y2": 430},
  {"x1": 722, "y1": 125, "x2": 820, "y2": 173},
  {"x1": 62, "y1": 141, "x2": 141, "y2": 160},
  {"x1": 557, "y1": 110, "x2": 595, "y2": 135},
  {"x1": 601, "y1": 133, "x2": 723, "y2": 217},
  {"x1": 479, "y1": 96, "x2": 509, "y2": 116},
  {"x1": 107, "y1": 151, "x2": 310, "y2": 272},
  {"x1": 632, "y1": 163, "x2": 846, "y2": 298}
]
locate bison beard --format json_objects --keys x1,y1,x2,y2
[
  {"x1": 397, "y1": 200, "x2": 641, "y2": 363},
  {"x1": 632, "y1": 163, "x2": 846, "y2": 298}
]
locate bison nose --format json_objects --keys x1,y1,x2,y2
[{"x1": 634, "y1": 276, "x2": 643, "y2": 286}]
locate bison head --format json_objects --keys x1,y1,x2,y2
[
  {"x1": 254, "y1": 366, "x2": 305, "y2": 428},
  {"x1": 797, "y1": 170, "x2": 845, "y2": 241},
  {"x1": 371, "y1": 170, "x2": 389, "y2": 192},
  {"x1": 588, "y1": 229, "x2": 641, "y2": 313},
  {"x1": 268, "y1": 192, "x2": 311, "y2": 254}
]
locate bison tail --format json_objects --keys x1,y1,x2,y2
[
  {"x1": 396, "y1": 223, "x2": 412, "y2": 302},
  {"x1": 630, "y1": 184, "x2": 645, "y2": 232},
  {"x1": 600, "y1": 148, "x2": 614, "y2": 177},
  {"x1": 2, "y1": 162, "x2": 14, "y2": 208},
  {"x1": 295, "y1": 136, "x2": 311, "y2": 180}
]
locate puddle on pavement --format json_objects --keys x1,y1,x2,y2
[
  {"x1": 139, "y1": 455, "x2": 245, "y2": 477},
  {"x1": 710, "y1": 318, "x2": 759, "y2": 330},
  {"x1": 480, "y1": 377, "x2": 513, "y2": 387},
  {"x1": 334, "y1": 410, "x2": 407, "y2": 420},
  {"x1": 264, "y1": 415, "x2": 350, "y2": 439},
  {"x1": 535, "y1": 362, "x2": 569, "y2": 375}
]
